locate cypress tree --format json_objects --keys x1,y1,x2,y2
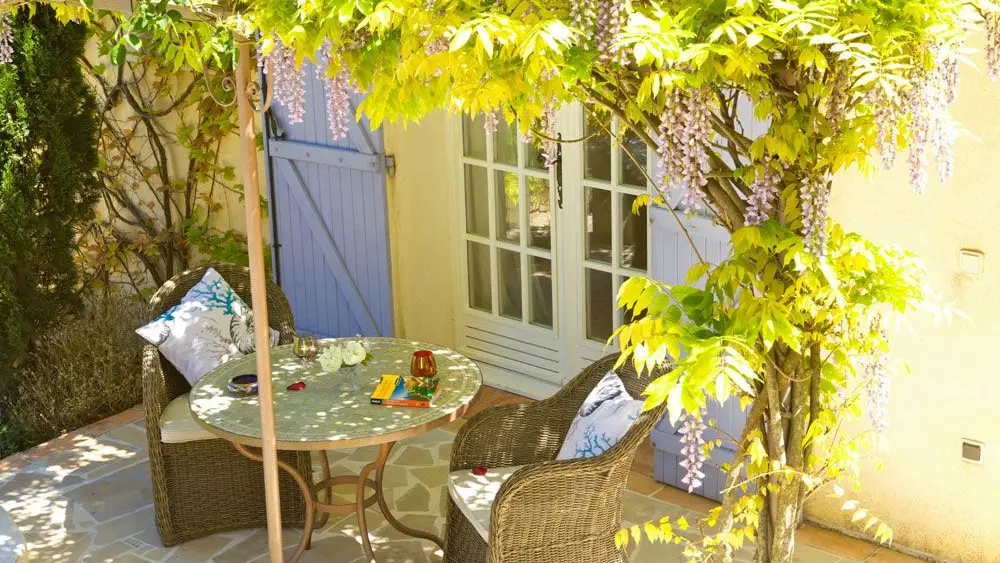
[{"x1": 0, "y1": 9, "x2": 99, "y2": 372}]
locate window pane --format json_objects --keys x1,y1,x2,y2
[
  {"x1": 463, "y1": 114, "x2": 486, "y2": 159},
  {"x1": 526, "y1": 139, "x2": 546, "y2": 170},
  {"x1": 464, "y1": 165, "x2": 489, "y2": 237},
  {"x1": 586, "y1": 268, "x2": 614, "y2": 341},
  {"x1": 584, "y1": 113, "x2": 611, "y2": 181},
  {"x1": 527, "y1": 177, "x2": 551, "y2": 250},
  {"x1": 494, "y1": 171, "x2": 520, "y2": 243},
  {"x1": 585, "y1": 187, "x2": 612, "y2": 264},
  {"x1": 494, "y1": 119, "x2": 518, "y2": 166},
  {"x1": 498, "y1": 249, "x2": 522, "y2": 321},
  {"x1": 467, "y1": 242, "x2": 492, "y2": 312},
  {"x1": 620, "y1": 128, "x2": 648, "y2": 187},
  {"x1": 621, "y1": 193, "x2": 648, "y2": 270},
  {"x1": 529, "y1": 256, "x2": 553, "y2": 328}
]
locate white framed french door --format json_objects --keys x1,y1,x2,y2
[
  {"x1": 451, "y1": 105, "x2": 669, "y2": 396},
  {"x1": 451, "y1": 112, "x2": 569, "y2": 393}
]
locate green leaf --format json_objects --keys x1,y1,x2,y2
[
  {"x1": 110, "y1": 44, "x2": 126, "y2": 65},
  {"x1": 686, "y1": 261, "x2": 711, "y2": 284}
]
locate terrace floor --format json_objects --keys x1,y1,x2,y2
[{"x1": 0, "y1": 387, "x2": 924, "y2": 563}]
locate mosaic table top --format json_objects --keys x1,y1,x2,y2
[{"x1": 189, "y1": 337, "x2": 482, "y2": 449}]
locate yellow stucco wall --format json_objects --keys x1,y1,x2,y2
[
  {"x1": 809, "y1": 36, "x2": 1000, "y2": 562},
  {"x1": 382, "y1": 56, "x2": 1000, "y2": 560},
  {"x1": 383, "y1": 111, "x2": 458, "y2": 347}
]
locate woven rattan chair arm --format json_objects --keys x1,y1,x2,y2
[
  {"x1": 451, "y1": 401, "x2": 572, "y2": 471},
  {"x1": 142, "y1": 344, "x2": 170, "y2": 443}
]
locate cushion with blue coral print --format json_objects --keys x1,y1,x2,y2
[
  {"x1": 556, "y1": 370, "x2": 644, "y2": 460},
  {"x1": 136, "y1": 268, "x2": 279, "y2": 385}
]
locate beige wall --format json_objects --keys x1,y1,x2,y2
[
  {"x1": 86, "y1": 31, "x2": 266, "y2": 287},
  {"x1": 810, "y1": 33, "x2": 1000, "y2": 562},
  {"x1": 383, "y1": 54, "x2": 1000, "y2": 561},
  {"x1": 383, "y1": 111, "x2": 458, "y2": 347}
]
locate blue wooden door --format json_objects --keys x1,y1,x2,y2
[
  {"x1": 648, "y1": 206, "x2": 745, "y2": 500},
  {"x1": 262, "y1": 64, "x2": 394, "y2": 338}
]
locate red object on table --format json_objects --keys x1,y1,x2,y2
[
  {"x1": 410, "y1": 350, "x2": 437, "y2": 378},
  {"x1": 287, "y1": 381, "x2": 306, "y2": 391},
  {"x1": 472, "y1": 466, "x2": 487, "y2": 476}
]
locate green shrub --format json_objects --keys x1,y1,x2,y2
[
  {"x1": 0, "y1": 8, "x2": 99, "y2": 374},
  {"x1": 0, "y1": 293, "x2": 145, "y2": 457}
]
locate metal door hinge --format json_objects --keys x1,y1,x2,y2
[{"x1": 384, "y1": 154, "x2": 397, "y2": 178}]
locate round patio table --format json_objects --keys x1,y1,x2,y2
[{"x1": 188, "y1": 337, "x2": 483, "y2": 563}]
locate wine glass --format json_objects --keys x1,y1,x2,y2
[{"x1": 293, "y1": 332, "x2": 318, "y2": 364}]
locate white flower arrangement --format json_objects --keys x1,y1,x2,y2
[{"x1": 318, "y1": 340, "x2": 371, "y2": 372}]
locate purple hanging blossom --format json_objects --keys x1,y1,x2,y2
[
  {"x1": 656, "y1": 87, "x2": 714, "y2": 210},
  {"x1": 865, "y1": 88, "x2": 901, "y2": 170},
  {"x1": 903, "y1": 44, "x2": 958, "y2": 193},
  {"x1": 678, "y1": 412, "x2": 707, "y2": 493},
  {"x1": 425, "y1": 38, "x2": 448, "y2": 56},
  {"x1": 0, "y1": 13, "x2": 13, "y2": 66},
  {"x1": 861, "y1": 320, "x2": 891, "y2": 434},
  {"x1": 540, "y1": 97, "x2": 559, "y2": 168},
  {"x1": 826, "y1": 66, "x2": 849, "y2": 133},
  {"x1": 743, "y1": 157, "x2": 782, "y2": 226},
  {"x1": 267, "y1": 40, "x2": 306, "y2": 125},
  {"x1": 799, "y1": 172, "x2": 831, "y2": 258},
  {"x1": 987, "y1": 13, "x2": 1000, "y2": 81},
  {"x1": 570, "y1": 0, "x2": 597, "y2": 49},
  {"x1": 595, "y1": 0, "x2": 627, "y2": 64},
  {"x1": 319, "y1": 46, "x2": 352, "y2": 141},
  {"x1": 482, "y1": 109, "x2": 499, "y2": 135}
]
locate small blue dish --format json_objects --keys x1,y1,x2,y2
[{"x1": 228, "y1": 374, "x2": 258, "y2": 395}]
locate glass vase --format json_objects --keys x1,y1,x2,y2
[{"x1": 340, "y1": 363, "x2": 360, "y2": 392}]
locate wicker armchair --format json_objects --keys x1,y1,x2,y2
[
  {"x1": 443, "y1": 354, "x2": 669, "y2": 563},
  {"x1": 142, "y1": 264, "x2": 312, "y2": 546}
]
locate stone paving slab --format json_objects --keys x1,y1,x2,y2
[{"x1": 0, "y1": 409, "x2": 918, "y2": 563}]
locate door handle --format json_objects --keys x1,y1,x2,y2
[{"x1": 555, "y1": 133, "x2": 564, "y2": 210}]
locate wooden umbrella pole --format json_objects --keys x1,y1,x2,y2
[{"x1": 234, "y1": 36, "x2": 285, "y2": 563}]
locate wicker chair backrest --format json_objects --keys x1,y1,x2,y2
[{"x1": 145, "y1": 263, "x2": 295, "y2": 396}]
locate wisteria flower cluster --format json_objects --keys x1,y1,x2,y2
[
  {"x1": 569, "y1": 0, "x2": 597, "y2": 49},
  {"x1": 318, "y1": 44, "x2": 353, "y2": 141},
  {"x1": 264, "y1": 40, "x2": 306, "y2": 125},
  {"x1": 826, "y1": 66, "x2": 850, "y2": 133},
  {"x1": 540, "y1": 96, "x2": 559, "y2": 168},
  {"x1": 596, "y1": 0, "x2": 627, "y2": 64},
  {"x1": 902, "y1": 44, "x2": 958, "y2": 194},
  {"x1": 657, "y1": 87, "x2": 714, "y2": 210},
  {"x1": 987, "y1": 13, "x2": 1000, "y2": 81},
  {"x1": 318, "y1": 340, "x2": 371, "y2": 372},
  {"x1": 799, "y1": 172, "x2": 832, "y2": 258},
  {"x1": 0, "y1": 13, "x2": 13, "y2": 66},
  {"x1": 482, "y1": 109, "x2": 499, "y2": 135},
  {"x1": 743, "y1": 157, "x2": 783, "y2": 226},
  {"x1": 865, "y1": 87, "x2": 901, "y2": 170},
  {"x1": 860, "y1": 321, "x2": 891, "y2": 434},
  {"x1": 678, "y1": 412, "x2": 707, "y2": 493}
]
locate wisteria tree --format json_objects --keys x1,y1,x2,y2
[{"x1": 3, "y1": 0, "x2": 999, "y2": 560}]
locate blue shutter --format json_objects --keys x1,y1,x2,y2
[{"x1": 262, "y1": 63, "x2": 393, "y2": 338}]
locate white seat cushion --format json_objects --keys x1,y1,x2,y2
[
  {"x1": 447, "y1": 465, "x2": 525, "y2": 541},
  {"x1": 159, "y1": 393, "x2": 215, "y2": 444}
]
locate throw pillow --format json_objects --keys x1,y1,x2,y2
[
  {"x1": 136, "y1": 268, "x2": 279, "y2": 385},
  {"x1": 556, "y1": 370, "x2": 644, "y2": 460}
]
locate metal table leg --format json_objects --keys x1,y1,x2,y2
[
  {"x1": 355, "y1": 441, "x2": 445, "y2": 562},
  {"x1": 236, "y1": 442, "x2": 446, "y2": 563}
]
